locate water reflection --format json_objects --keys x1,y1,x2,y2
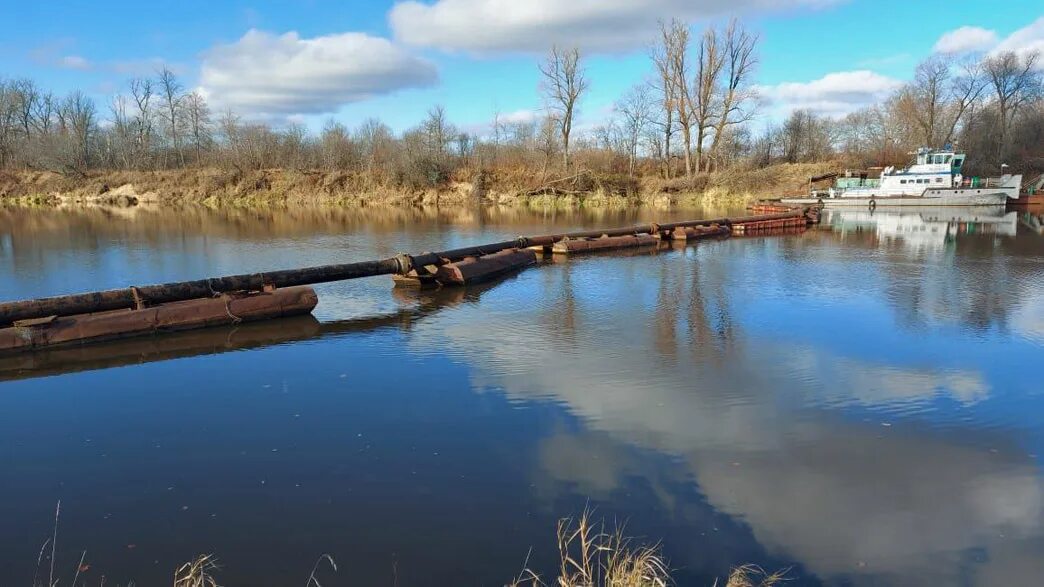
[
  {"x1": 824, "y1": 206, "x2": 1018, "y2": 251},
  {"x1": 1, "y1": 204, "x2": 1043, "y2": 586}
]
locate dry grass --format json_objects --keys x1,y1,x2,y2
[
  {"x1": 507, "y1": 509, "x2": 671, "y2": 587},
  {"x1": 0, "y1": 162, "x2": 837, "y2": 209},
  {"x1": 173, "y1": 554, "x2": 221, "y2": 587},
  {"x1": 506, "y1": 510, "x2": 789, "y2": 587},
  {"x1": 719, "y1": 564, "x2": 790, "y2": 587}
]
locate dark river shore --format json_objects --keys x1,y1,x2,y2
[{"x1": 1, "y1": 204, "x2": 1043, "y2": 586}]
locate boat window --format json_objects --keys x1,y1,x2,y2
[
  {"x1": 943, "y1": 155, "x2": 951, "y2": 164},
  {"x1": 900, "y1": 179, "x2": 907, "y2": 184},
  {"x1": 936, "y1": 178, "x2": 944, "y2": 183}
]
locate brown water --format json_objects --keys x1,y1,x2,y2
[{"x1": 1, "y1": 204, "x2": 1043, "y2": 586}]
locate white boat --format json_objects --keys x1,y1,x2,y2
[{"x1": 782, "y1": 148, "x2": 1022, "y2": 207}]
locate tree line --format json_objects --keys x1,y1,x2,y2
[{"x1": 1, "y1": 19, "x2": 1041, "y2": 189}]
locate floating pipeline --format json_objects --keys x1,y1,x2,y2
[
  {"x1": 731, "y1": 215, "x2": 810, "y2": 235},
  {"x1": 669, "y1": 224, "x2": 730, "y2": 241},
  {"x1": 551, "y1": 233, "x2": 659, "y2": 254},
  {"x1": 0, "y1": 287, "x2": 318, "y2": 353},
  {"x1": 435, "y1": 249, "x2": 538, "y2": 285},
  {"x1": 0, "y1": 207, "x2": 822, "y2": 353}
]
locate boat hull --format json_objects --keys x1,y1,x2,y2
[{"x1": 782, "y1": 191, "x2": 1009, "y2": 207}]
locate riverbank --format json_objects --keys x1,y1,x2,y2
[{"x1": 0, "y1": 163, "x2": 833, "y2": 208}]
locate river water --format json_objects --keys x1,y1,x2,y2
[{"x1": 1, "y1": 205, "x2": 1043, "y2": 586}]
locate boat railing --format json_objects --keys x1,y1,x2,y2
[
  {"x1": 835, "y1": 178, "x2": 880, "y2": 189},
  {"x1": 962, "y1": 176, "x2": 1014, "y2": 188}
]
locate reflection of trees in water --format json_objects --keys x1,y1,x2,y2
[
  {"x1": 653, "y1": 261, "x2": 678, "y2": 361},
  {"x1": 0, "y1": 205, "x2": 731, "y2": 248}
]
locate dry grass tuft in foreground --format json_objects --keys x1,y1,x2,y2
[
  {"x1": 506, "y1": 510, "x2": 789, "y2": 587},
  {"x1": 173, "y1": 554, "x2": 221, "y2": 587},
  {"x1": 507, "y1": 509, "x2": 670, "y2": 587},
  {"x1": 719, "y1": 564, "x2": 791, "y2": 587}
]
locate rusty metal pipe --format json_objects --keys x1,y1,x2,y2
[
  {"x1": 0, "y1": 259, "x2": 402, "y2": 326},
  {"x1": 0, "y1": 209, "x2": 813, "y2": 326}
]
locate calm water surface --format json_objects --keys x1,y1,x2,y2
[{"x1": 1, "y1": 205, "x2": 1043, "y2": 586}]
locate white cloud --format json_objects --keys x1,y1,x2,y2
[
  {"x1": 758, "y1": 70, "x2": 903, "y2": 118},
  {"x1": 199, "y1": 29, "x2": 438, "y2": 117},
  {"x1": 499, "y1": 109, "x2": 538, "y2": 125},
  {"x1": 59, "y1": 55, "x2": 92, "y2": 70},
  {"x1": 389, "y1": 0, "x2": 841, "y2": 54},
  {"x1": 933, "y1": 25, "x2": 998, "y2": 54},
  {"x1": 932, "y1": 19, "x2": 1044, "y2": 66},
  {"x1": 992, "y1": 16, "x2": 1044, "y2": 63}
]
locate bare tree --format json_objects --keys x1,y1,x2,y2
[
  {"x1": 158, "y1": 68, "x2": 185, "y2": 167},
  {"x1": 318, "y1": 119, "x2": 355, "y2": 170},
  {"x1": 539, "y1": 46, "x2": 588, "y2": 169},
  {"x1": 0, "y1": 80, "x2": 18, "y2": 167},
  {"x1": 617, "y1": 84, "x2": 653, "y2": 176},
  {"x1": 658, "y1": 20, "x2": 695, "y2": 176},
  {"x1": 538, "y1": 112, "x2": 559, "y2": 178},
  {"x1": 107, "y1": 94, "x2": 135, "y2": 169},
  {"x1": 941, "y1": 58, "x2": 987, "y2": 147},
  {"x1": 129, "y1": 77, "x2": 155, "y2": 168},
  {"x1": 693, "y1": 26, "x2": 726, "y2": 173},
  {"x1": 491, "y1": 108, "x2": 503, "y2": 167},
  {"x1": 13, "y1": 79, "x2": 39, "y2": 139},
  {"x1": 708, "y1": 19, "x2": 758, "y2": 171},
  {"x1": 65, "y1": 91, "x2": 97, "y2": 171},
  {"x1": 983, "y1": 50, "x2": 1042, "y2": 160},
  {"x1": 357, "y1": 117, "x2": 394, "y2": 182},
  {"x1": 32, "y1": 92, "x2": 57, "y2": 136},
  {"x1": 650, "y1": 23, "x2": 678, "y2": 178},
  {"x1": 901, "y1": 56, "x2": 951, "y2": 147},
  {"x1": 183, "y1": 91, "x2": 211, "y2": 165},
  {"x1": 421, "y1": 105, "x2": 451, "y2": 162},
  {"x1": 219, "y1": 109, "x2": 242, "y2": 171}
]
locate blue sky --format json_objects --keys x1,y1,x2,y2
[{"x1": 2, "y1": 0, "x2": 1042, "y2": 133}]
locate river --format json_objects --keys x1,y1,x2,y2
[{"x1": 1, "y1": 204, "x2": 1043, "y2": 586}]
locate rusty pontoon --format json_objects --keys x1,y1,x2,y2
[{"x1": 0, "y1": 207, "x2": 821, "y2": 353}]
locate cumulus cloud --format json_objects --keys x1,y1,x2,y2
[
  {"x1": 758, "y1": 70, "x2": 903, "y2": 117},
  {"x1": 992, "y1": 16, "x2": 1044, "y2": 63},
  {"x1": 389, "y1": 0, "x2": 840, "y2": 54},
  {"x1": 933, "y1": 18, "x2": 1044, "y2": 65},
  {"x1": 199, "y1": 29, "x2": 438, "y2": 117},
  {"x1": 933, "y1": 25, "x2": 998, "y2": 54}
]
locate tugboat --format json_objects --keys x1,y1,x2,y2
[{"x1": 782, "y1": 148, "x2": 1021, "y2": 208}]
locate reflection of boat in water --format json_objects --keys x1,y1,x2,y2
[
  {"x1": 784, "y1": 148, "x2": 1021, "y2": 207},
  {"x1": 1020, "y1": 212, "x2": 1044, "y2": 234},
  {"x1": 823, "y1": 207, "x2": 1018, "y2": 250}
]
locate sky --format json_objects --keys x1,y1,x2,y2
[{"x1": 1, "y1": 0, "x2": 1042, "y2": 134}]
